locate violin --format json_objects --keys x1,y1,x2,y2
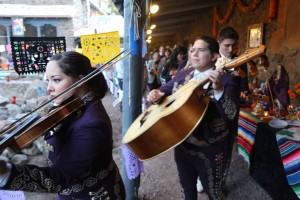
[
  {"x1": 0, "y1": 49, "x2": 130, "y2": 153},
  {"x1": 0, "y1": 97, "x2": 83, "y2": 153}
]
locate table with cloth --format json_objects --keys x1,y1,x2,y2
[
  {"x1": 237, "y1": 109, "x2": 262, "y2": 163},
  {"x1": 237, "y1": 109, "x2": 300, "y2": 199},
  {"x1": 249, "y1": 122, "x2": 299, "y2": 199},
  {"x1": 277, "y1": 132, "x2": 300, "y2": 197}
]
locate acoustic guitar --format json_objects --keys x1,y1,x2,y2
[{"x1": 122, "y1": 45, "x2": 266, "y2": 160}]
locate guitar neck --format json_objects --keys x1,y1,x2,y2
[
  {"x1": 223, "y1": 45, "x2": 266, "y2": 70},
  {"x1": 192, "y1": 45, "x2": 266, "y2": 90}
]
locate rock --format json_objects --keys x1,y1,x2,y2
[
  {"x1": 21, "y1": 143, "x2": 41, "y2": 156},
  {"x1": 23, "y1": 80, "x2": 47, "y2": 100},
  {"x1": 15, "y1": 97, "x2": 25, "y2": 106},
  {"x1": 0, "y1": 106, "x2": 8, "y2": 120},
  {"x1": 28, "y1": 154, "x2": 48, "y2": 167},
  {"x1": 11, "y1": 154, "x2": 28, "y2": 165},
  {"x1": 1, "y1": 148, "x2": 15, "y2": 159},
  {"x1": 6, "y1": 103, "x2": 22, "y2": 118},
  {"x1": 25, "y1": 98, "x2": 38, "y2": 112},
  {"x1": 0, "y1": 96, "x2": 9, "y2": 106},
  {"x1": 0, "y1": 155, "x2": 10, "y2": 162},
  {"x1": 14, "y1": 112, "x2": 30, "y2": 120}
]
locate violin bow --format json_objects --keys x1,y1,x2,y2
[{"x1": 0, "y1": 49, "x2": 131, "y2": 136}]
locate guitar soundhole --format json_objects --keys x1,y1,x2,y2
[{"x1": 165, "y1": 99, "x2": 175, "y2": 108}]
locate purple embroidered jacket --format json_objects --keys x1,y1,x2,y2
[{"x1": 2, "y1": 97, "x2": 125, "y2": 200}]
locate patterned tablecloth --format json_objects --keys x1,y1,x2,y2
[
  {"x1": 277, "y1": 130, "x2": 300, "y2": 199},
  {"x1": 237, "y1": 109, "x2": 262, "y2": 163},
  {"x1": 238, "y1": 110, "x2": 300, "y2": 199}
]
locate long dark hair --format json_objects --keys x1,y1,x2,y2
[
  {"x1": 50, "y1": 51, "x2": 108, "y2": 99},
  {"x1": 170, "y1": 46, "x2": 187, "y2": 63}
]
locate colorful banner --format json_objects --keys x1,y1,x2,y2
[
  {"x1": 10, "y1": 37, "x2": 66, "y2": 75},
  {"x1": 80, "y1": 31, "x2": 120, "y2": 65}
]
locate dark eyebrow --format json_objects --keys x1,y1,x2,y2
[
  {"x1": 191, "y1": 47, "x2": 208, "y2": 51},
  {"x1": 50, "y1": 75, "x2": 60, "y2": 78}
]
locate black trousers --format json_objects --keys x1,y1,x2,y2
[{"x1": 174, "y1": 138, "x2": 233, "y2": 200}]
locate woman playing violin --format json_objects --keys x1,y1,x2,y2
[{"x1": 0, "y1": 51, "x2": 125, "y2": 199}]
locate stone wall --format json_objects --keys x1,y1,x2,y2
[{"x1": 56, "y1": 18, "x2": 75, "y2": 48}]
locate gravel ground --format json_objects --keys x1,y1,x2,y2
[{"x1": 21, "y1": 93, "x2": 272, "y2": 200}]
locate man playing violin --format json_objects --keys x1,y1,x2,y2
[
  {"x1": 0, "y1": 52, "x2": 125, "y2": 199},
  {"x1": 147, "y1": 36, "x2": 240, "y2": 199},
  {"x1": 217, "y1": 26, "x2": 250, "y2": 94}
]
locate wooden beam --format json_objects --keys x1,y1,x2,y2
[
  {"x1": 149, "y1": 15, "x2": 196, "y2": 26},
  {"x1": 151, "y1": 24, "x2": 189, "y2": 35},
  {"x1": 151, "y1": 32, "x2": 177, "y2": 37},
  {"x1": 157, "y1": 0, "x2": 221, "y2": 8},
  {"x1": 154, "y1": 0, "x2": 221, "y2": 16}
]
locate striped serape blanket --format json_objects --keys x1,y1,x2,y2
[
  {"x1": 237, "y1": 110, "x2": 262, "y2": 163},
  {"x1": 277, "y1": 131, "x2": 300, "y2": 199}
]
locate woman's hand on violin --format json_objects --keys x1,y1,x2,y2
[
  {"x1": 209, "y1": 68, "x2": 224, "y2": 95},
  {"x1": 147, "y1": 89, "x2": 165, "y2": 102}
]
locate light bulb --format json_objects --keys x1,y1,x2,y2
[
  {"x1": 150, "y1": 24, "x2": 156, "y2": 29},
  {"x1": 150, "y1": 4, "x2": 159, "y2": 14}
]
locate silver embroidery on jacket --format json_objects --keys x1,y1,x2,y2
[{"x1": 220, "y1": 95, "x2": 237, "y2": 120}]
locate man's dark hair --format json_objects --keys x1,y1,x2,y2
[
  {"x1": 218, "y1": 26, "x2": 239, "y2": 43},
  {"x1": 194, "y1": 36, "x2": 219, "y2": 54}
]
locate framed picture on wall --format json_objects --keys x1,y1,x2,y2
[{"x1": 247, "y1": 23, "x2": 264, "y2": 48}]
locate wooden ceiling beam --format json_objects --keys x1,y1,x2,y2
[
  {"x1": 151, "y1": 24, "x2": 189, "y2": 33},
  {"x1": 154, "y1": 0, "x2": 218, "y2": 4},
  {"x1": 151, "y1": 31, "x2": 177, "y2": 37},
  {"x1": 149, "y1": 15, "x2": 196, "y2": 26},
  {"x1": 156, "y1": 0, "x2": 221, "y2": 8},
  {"x1": 154, "y1": 0, "x2": 221, "y2": 16}
]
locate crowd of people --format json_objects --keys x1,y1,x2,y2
[{"x1": 0, "y1": 26, "x2": 278, "y2": 200}]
